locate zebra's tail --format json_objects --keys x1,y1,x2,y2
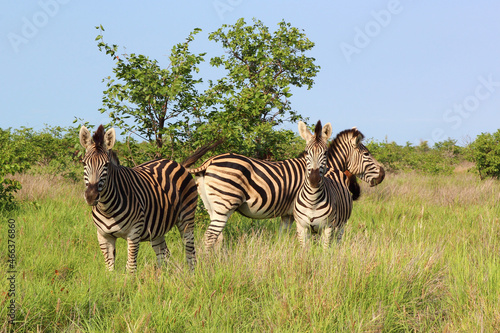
[
  {"x1": 181, "y1": 138, "x2": 224, "y2": 168},
  {"x1": 186, "y1": 157, "x2": 214, "y2": 175},
  {"x1": 344, "y1": 170, "x2": 361, "y2": 201}
]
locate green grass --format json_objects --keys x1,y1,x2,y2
[{"x1": 1, "y1": 170, "x2": 500, "y2": 332}]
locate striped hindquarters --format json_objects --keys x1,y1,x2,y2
[
  {"x1": 194, "y1": 153, "x2": 306, "y2": 219},
  {"x1": 191, "y1": 153, "x2": 306, "y2": 248}
]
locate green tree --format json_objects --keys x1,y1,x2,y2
[
  {"x1": 96, "y1": 25, "x2": 206, "y2": 160},
  {"x1": 469, "y1": 130, "x2": 500, "y2": 179},
  {"x1": 434, "y1": 138, "x2": 462, "y2": 156},
  {"x1": 0, "y1": 128, "x2": 31, "y2": 211},
  {"x1": 201, "y1": 18, "x2": 320, "y2": 159},
  {"x1": 96, "y1": 19, "x2": 319, "y2": 161}
]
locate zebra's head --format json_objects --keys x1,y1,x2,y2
[
  {"x1": 298, "y1": 120, "x2": 332, "y2": 188},
  {"x1": 79, "y1": 125, "x2": 116, "y2": 206},
  {"x1": 328, "y1": 128, "x2": 385, "y2": 187}
]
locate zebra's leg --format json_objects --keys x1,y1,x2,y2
[
  {"x1": 196, "y1": 175, "x2": 221, "y2": 249},
  {"x1": 296, "y1": 222, "x2": 310, "y2": 248},
  {"x1": 176, "y1": 219, "x2": 197, "y2": 271},
  {"x1": 321, "y1": 225, "x2": 334, "y2": 249},
  {"x1": 203, "y1": 208, "x2": 236, "y2": 250},
  {"x1": 125, "y1": 235, "x2": 141, "y2": 273},
  {"x1": 151, "y1": 237, "x2": 170, "y2": 268},
  {"x1": 335, "y1": 225, "x2": 345, "y2": 244},
  {"x1": 97, "y1": 231, "x2": 116, "y2": 271},
  {"x1": 279, "y1": 215, "x2": 295, "y2": 235},
  {"x1": 215, "y1": 232, "x2": 224, "y2": 250}
]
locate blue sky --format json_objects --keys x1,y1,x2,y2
[{"x1": 1, "y1": 1, "x2": 499, "y2": 145}]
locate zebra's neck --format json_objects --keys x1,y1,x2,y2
[
  {"x1": 327, "y1": 140, "x2": 349, "y2": 171},
  {"x1": 303, "y1": 174, "x2": 325, "y2": 200},
  {"x1": 95, "y1": 162, "x2": 126, "y2": 214}
]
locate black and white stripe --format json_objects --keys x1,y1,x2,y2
[
  {"x1": 79, "y1": 125, "x2": 198, "y2": 272},
  {"x1": 294, "y1": 120, "x2": 354, "y2": 248},
  {"x1": 190, "y1": 123, "x2": 384, "y2": 249},
  {"x1": 326, "y1": 127, "x2": 385, "y2": 187}
]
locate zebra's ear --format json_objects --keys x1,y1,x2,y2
[
  {"x1": 104, "y1": 128, "x2": 116, "y2": 150},
  {"x1": 298, "y1": 121, "x2": 313, "y2": 141},
  {"x1": 322, "y1": 122, "x2": 332, "y2": 140},
  {"x1": 356, "y1": 134, "x2": 363, "y2": 145},
  {"x1": 351, "y1": 130, "x2": 364, "y2": 146},
  {"x1": 79, "y1": 126, "x2": 92, "y2": 149}
]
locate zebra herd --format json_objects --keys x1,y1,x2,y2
[{"x1": 79, "y1": 122, "x2": 385, "y2": 272}]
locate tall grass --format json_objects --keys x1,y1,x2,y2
[{"x1": 1, "y1": 170, "x2": 499, "y2": 331}]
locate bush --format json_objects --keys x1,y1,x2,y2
[
  {"x1": 0, "y1": 128, "x2": 31, "y2": 210},
  {"x1": 0, "y1": 125, "x2": 91, "y2": 210},
  {"x1": 469, "y1": 130, "x2": 500, "y2": 179},
  {"x1": 366, "y1": 139, "x2": 464, "y2": 175},
  {"x1": 11, "y1": 126, "x2": 83, "y2": 182}
]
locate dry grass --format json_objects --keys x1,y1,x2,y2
[
  {"x1": 361, "y1": 171, "x2": 500, "y2": 207},
  {"x1": 12, "y1": 173, "x2": 82, "y2": 203},
  {"x1": 453, "y1": 161, "x2": 475, "y2": 174}
]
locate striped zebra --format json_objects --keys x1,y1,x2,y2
[
  {"x1": 189, "y1": 123, "x2": 384, "y2": 249},
  {"x1": 294, "y1": 120, "x2": 354, "y2": 248},
  {"x1": 79, "y1": 125, "x2": 207, "y2": 273}
]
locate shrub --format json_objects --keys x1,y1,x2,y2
[
  {"x1": 0, "y1": 128, "x2": 31, "y2": 210},
  {"x1": 366, "y1": 139, "x2": 464, "y2": 175},
  {"x1": 469, "y1": 130, "x2": 500, "y2": 179}
]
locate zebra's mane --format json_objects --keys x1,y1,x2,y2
[
  {"x1": 314, "y1": 120, "x2": 323, "y2": 142},
  {"x1": 108, "y1": 149, "x2": 120, "y2": 166},
  {"x1": 345, "y1": 170, "x2": 360, "y2": 201},
  {"x1": 92, "y1": 125, "x2": 106, "y2": 147},
  {"x1": 327, "y1": 128, "x2": 365, "y2": 153}
]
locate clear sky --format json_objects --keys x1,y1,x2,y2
[{"x1": 2, "y1": 1, "x2": 499, "y2": 145}]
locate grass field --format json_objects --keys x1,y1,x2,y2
[{"x1": 1, "y1": 168, "x2": 499, "y2": 332}]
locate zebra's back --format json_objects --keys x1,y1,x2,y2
[{"x1": 193, "y1": 153, "x2": 306, "y2": 219}]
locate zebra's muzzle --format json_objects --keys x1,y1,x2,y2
[
  {"x1": 85, "y1": 184, "x2": 100, "y2": 206},
  {"x1": 309, "y1": 168, "x2": 321, "y2": 188},
  {"x1": 370, "y1": 166, "x2": 385, "y2": 187}
]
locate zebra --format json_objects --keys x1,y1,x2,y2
[
  {"x1": 189, "y1": 123, "x2": 385, "y2": 249},
  {"x1": 79, "y1": 125, "x2": 214, "y2": 273},
  {"x1": 294, "y1": 120, "x2": 354, "y2": 248}
]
